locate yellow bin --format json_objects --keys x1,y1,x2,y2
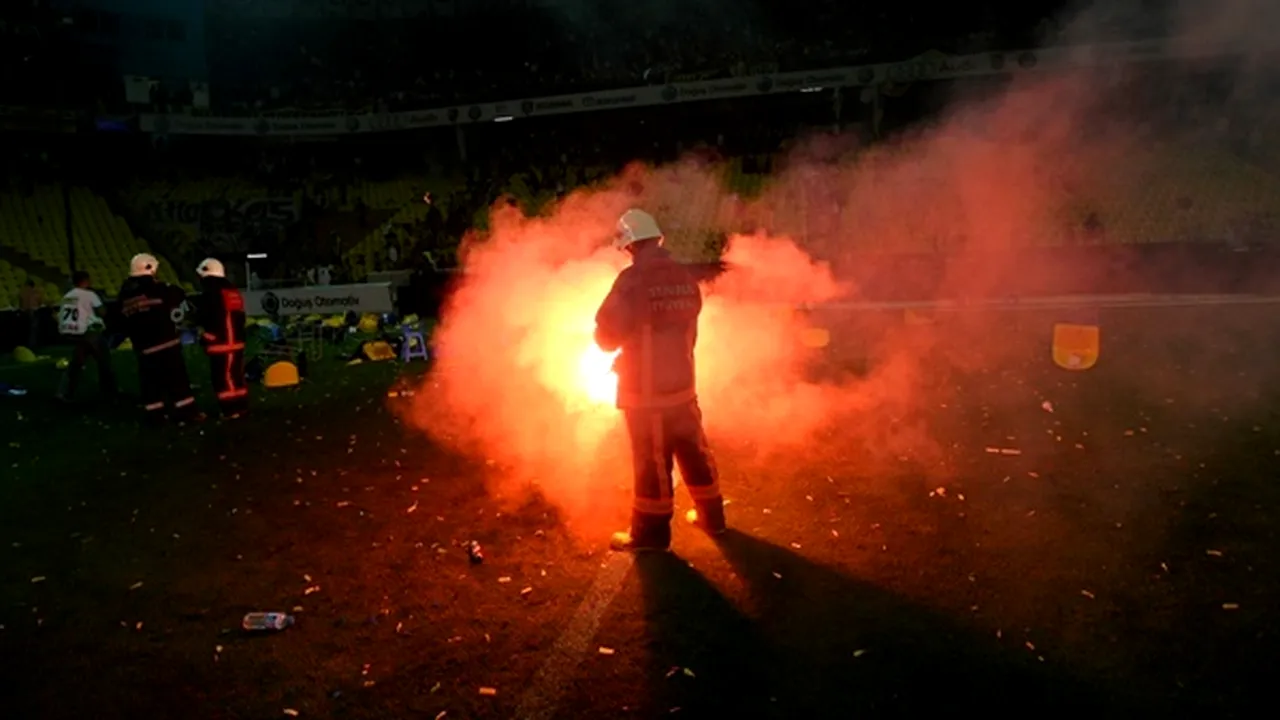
[
  {"x1": 1052, "y1": 323, "x2": 1100, "y2": 370},
  {"x1": 264, "y1": 361, "x2": 301, "y2": 388}
]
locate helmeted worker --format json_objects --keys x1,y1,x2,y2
[
  {"x1": 193, "y1": 258, "x2": 249, "y2": 418},
  {"x1": 118, "y1": 253, "x2": 199, "y2": 422},
  {"x1": 594, "y1": 208, "x2": 725, "y2": 552}
]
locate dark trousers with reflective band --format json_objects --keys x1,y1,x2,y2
[
  {"x1": 209, "y1": 350, "x2": 248, "y2": 415},
  {"x1": 137, "y1": 345, "x2": 196, "y2": 419},
  {"x1": 61, "y1": 332, "x2": 116, "y2": 399},
  {"x1": 624, "y1": 399, "x2": 721, "y2": 547}
]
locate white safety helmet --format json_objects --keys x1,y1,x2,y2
[
  {"x1": 197, "y1": 258, "x2": 226, "y2": 278},
  {"x1": 129, "y1": 253, "x2": 159, "y2": 277},
  {"x1": 614, "y1": 208, "x2": 663, "y2": 251}
]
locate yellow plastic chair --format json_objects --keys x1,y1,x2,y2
[
  {"x1": 1052, "y1": 323, "x2": 1100, "y2": 370},
  {"x1": 361, "y1": 341, "x2": 396, "y2": 362}
]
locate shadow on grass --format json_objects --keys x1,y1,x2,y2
[
  {"x1": 635, "y1": 530, "x2": 1142, "y2": 718},
  {"x1": 1137, "y1": 409, "x2": 1280, "y2": 717},
  {"x1": 633, "y1": 550, "x2": 777, "y2": 716}
]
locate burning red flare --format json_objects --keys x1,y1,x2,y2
[{"x1": 577, "y1": 346, "x2": 620, "y2": 407}]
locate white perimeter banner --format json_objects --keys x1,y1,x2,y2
[
  {"x1": 138, "y1": 39, "x2": 1231, "y2": 137},
  {"x1": 243, "y1": 283, "x2": 395, "y2": 316}
]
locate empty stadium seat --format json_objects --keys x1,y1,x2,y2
[{"x1": 0, "y1": 185, "x2": 182, "y2": 296}]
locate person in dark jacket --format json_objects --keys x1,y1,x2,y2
[
  {"x1": 194, "y1": 258, "x2": 249, "y2": 418},
  {"x1": 594, "y1": 208, "x2": 725, "y2": 553},
  {"x1": 118, "y1": 253, "x2": 199, "y2": 423}
]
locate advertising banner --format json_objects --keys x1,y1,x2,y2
[
  {"x1": 136, "y1": 40, "x2": 1229, "y2": 137},
  {"x1": 244, "y1": 283, "x2": 395, "y2": 316}
]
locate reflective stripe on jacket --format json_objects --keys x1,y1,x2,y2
[
  {"x1": 119, "y1": 275, "x2": 184, "y2": 354},
  {"x1": 196, "y1": 276, "x2": 247, "y2": 354}
]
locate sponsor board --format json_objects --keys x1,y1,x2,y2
[{"x1": 244, "y1": 283, "x2": 395, "y2": 316}]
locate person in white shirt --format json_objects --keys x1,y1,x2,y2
[{"x1": 56, "y1": 271, "x2": 116, "y2": 402}]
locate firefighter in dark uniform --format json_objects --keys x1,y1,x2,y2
[
  {"x1": 193, "y1": 258, "x2": 249, "y2": 418},
  {"x1": 594, "y1": 209, "x2": 726, "y2": 552},
  {"x1": 119, "y1": 253, "x2": 199, "y2": 422}
]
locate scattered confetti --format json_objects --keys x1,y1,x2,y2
[
  {"x1": 479, "y1": 687, "x2": 498, "y2": 696},
  {"x1": 598, "y1": 646, "x2": 615, "y2": 655}
]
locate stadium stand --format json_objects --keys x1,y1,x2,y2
[
  {"x1": 0, "y1": 184, "x2": 185, "y2": 296},
  {"x1": 1057, "y1": 146, "x2": 1280, "y2": 247},
  {"x1": 296, "y1": 140, "x2": 1280, "y2": 280},
  {"x1": 97, "y1": 58, "x2": 1280, "y2": 288},
  {"x1": 197, "y1": 1, "x2": 1054, "y2": 115},
  {"x1": 0, "y1": 258, "x2": 42, "y2": 310},
  {"x1": 6, "y1": 2, "x2": 1276, "y2": 303}
]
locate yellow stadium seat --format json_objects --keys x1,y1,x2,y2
[
  {"x1": 361, "y1": 341, "x2": 396, "y2": 362},
  {"x1": 1, "y1": 184, "x2": 181, "y2": 293}
]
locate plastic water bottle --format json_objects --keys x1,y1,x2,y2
[{"x1": 242, "y1": 612, "x2": 294, "y2": 632}]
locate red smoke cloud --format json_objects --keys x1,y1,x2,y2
[
  {"x1": 399, "y1": 96, "x2": 1105, "y2": 538},
  {"x1": 400, "y1": 165, "x2": 876, "y2": 537},
  {"x1": 401, "y1": 11, "x2": 1278, "y2": 539}
]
